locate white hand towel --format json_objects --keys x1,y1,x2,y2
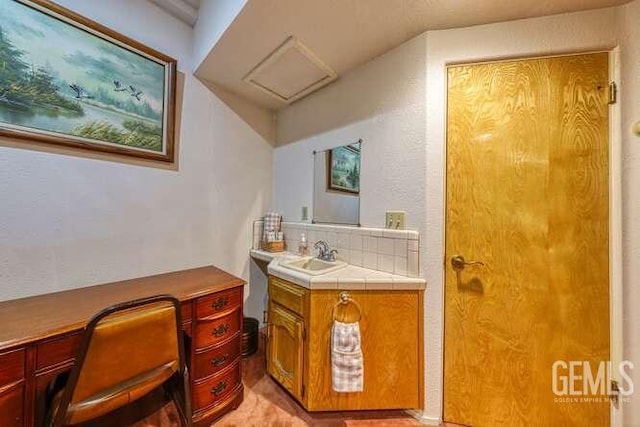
[{"x1": 331, "y1": 320, "x2": 364, "y2": 392}]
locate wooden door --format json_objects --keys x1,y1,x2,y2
[
  {"x1": 444, "y1": 53, "x2": 610, "y2": 426},
  {"x1": 267, "y1": 304, "x2": 304, "y2": 400}
]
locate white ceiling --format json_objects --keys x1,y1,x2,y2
[
  {"x1": 193, "y1": 0, "x2": 629, "y2": 110},
  {"x1": 149, "y1": 0, "x2": 200, "y2": 26}
]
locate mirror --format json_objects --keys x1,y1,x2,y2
[{"x1": 313, "y1": 140, "x2": 361, "y2": 225}]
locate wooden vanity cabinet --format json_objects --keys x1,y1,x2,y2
[
  {"x1": 266, "y1": 276, "x2": 308, "y2": 401},
  {"x1": 267, "y1": 304, "x2": 305, "y2": 400},
  {"x1": 266, "y1": 275, "x2": 424, "y2": 412}
]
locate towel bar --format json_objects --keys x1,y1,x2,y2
[{"x1": 331, "y1": 292, "x2": 362, "y2": 322}]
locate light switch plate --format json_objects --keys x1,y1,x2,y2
[{"x1": 385, "y1": 211, "x2": 405, "y2": 230}]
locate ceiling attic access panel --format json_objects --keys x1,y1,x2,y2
[{"x1": 243, "y1": 36, "x2": 337, "y2": 105}]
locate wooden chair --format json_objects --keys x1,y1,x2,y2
[{"x1": 48, "y1": 295, "x2": 192, "y2": 426}]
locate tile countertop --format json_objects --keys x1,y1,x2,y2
[{"x1": 250, "y1": 249, "x2": 426, "y2": 291}]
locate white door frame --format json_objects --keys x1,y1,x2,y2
[{"x1": 609, "y1": 47, "x2": 624, "y2": 427}]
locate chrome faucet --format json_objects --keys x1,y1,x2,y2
[{"x1": 313, "y1": 240, "x2": 338, "y2": 262}]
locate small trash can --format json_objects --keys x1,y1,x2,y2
[{"x1": 242, "y1": 317, "x2": 259, "y2": 357}]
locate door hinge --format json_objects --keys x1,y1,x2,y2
[
  {"x1": 301, "y1": 384, "x2": 306, "y2": 399},
  {"x1": 609, "y1": 81, "x2": 618, "y2": 105},
  {"x1": 302, "y1": 327, "x2": 306, "y2": 341},
  {"x1": 610, "y1": 379, "x2": 620, "y2": 405}
]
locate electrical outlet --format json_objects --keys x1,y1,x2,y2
[
  {"x1": 302, "y1": 206, "x2": 309, "y2": 221},
  {"x1": 385, "y1": 211, "x2": 406, "y2": 230}
]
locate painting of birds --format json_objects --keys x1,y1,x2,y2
[
  {"x1": 0, "y1": 0, "x2": 171, "y2": 160},
  {"x1": 128, "y1": 85, "x2": 143, "y2": 101},
  {"x1": 113, "y1": 80, "x2": 128, "y2": 92},
  {"x1": 69, "y1": 84, "x2": 93, "y2": 99}
]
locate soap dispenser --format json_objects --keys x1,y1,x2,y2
[{"x1": 298, "y1": 232, "x2": 308, "y2": 256}]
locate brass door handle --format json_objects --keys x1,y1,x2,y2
[{"x1": 451, "y1": 255, "x2": 484, "y2": 272}]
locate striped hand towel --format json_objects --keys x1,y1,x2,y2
[
  {"x1": 263, "y1": 212, "x2": 282, "y2": 232},
  {"x1": 263, "y1": 212, "x2": 282, "y2": 241},
  {"x1": 331, "y1": 320, "x2": 364, "y2": 393}
]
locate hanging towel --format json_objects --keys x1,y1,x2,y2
[{"x1": 331, "y1": 320, "x2": 364, "y2": 392}]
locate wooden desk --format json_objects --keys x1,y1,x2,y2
[{"x1": 0, "y1": 266, "x2": 246, "y2": 427}]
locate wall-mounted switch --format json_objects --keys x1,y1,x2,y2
[{"x1": 385, "y1": 211, "x2": 406, "y2": 230}]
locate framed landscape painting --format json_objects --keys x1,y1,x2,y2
[
  {"x1": 0, "y1": 0, "x2": 177, "y2": 162},
  {"x1": 328, "y1": 142, "x2": 360, "y2": 194}
]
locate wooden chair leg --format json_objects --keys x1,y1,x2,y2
[{"x1": 182, "y1": 366, "x2": 193, "y2": 427}]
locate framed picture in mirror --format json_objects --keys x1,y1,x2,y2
[
  {"x1": 313, "y1": 140, "x2": 361, "y2": 226},
  {"x1": 327, "y1": 143, "x2": 361, "y2": 194}
]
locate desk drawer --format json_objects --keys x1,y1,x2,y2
[
  {"x1": 269, "y1": 276, "x2": 307, "y2": 317},
  {"x1": 196, "y1": 287, "x2": 242, "y2": 319},
  {"x1": 193, "y1": 337, "x2": 241, "y2": 380},
  {"x1": 0, "y1": 349, "x2": 25, "y2": 386},
  {"x1": 0, "y1": 383, "x2": 24, "y2": 427},
  {"x1": 192, "y1": 361, "x2": 241, "y2": 410},
  {"x1": 194, "y1": 308, "x2": 242, "y2": 350},
  {"x1": 36, "y1": 333, "x2": 82, "y2": 371}
]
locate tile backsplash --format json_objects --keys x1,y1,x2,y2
[{"x1": 252, "y1": 220, "x2": 420, "y2": 278}]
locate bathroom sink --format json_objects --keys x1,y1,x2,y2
[{"x1": 280, "y1": 257, "x2": 347, "y2": 276}]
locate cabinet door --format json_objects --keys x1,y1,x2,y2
[{"x1": 267, "y1": 304, "x2": 304, "y2": 401}]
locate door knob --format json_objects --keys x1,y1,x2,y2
[{"x1": 451, "y1": 255, "x2": 484, "y2": 272}]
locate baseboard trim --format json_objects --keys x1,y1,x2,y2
[{"x1": 404, "y1": 409, "x2": 441, "y2": 425}]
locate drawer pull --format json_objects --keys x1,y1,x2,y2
[
  {"x1": 212, "y1": 323, "x2": 230, "y2": 337},
  {"x1": 211, "y1": 353, "x2": 229, "y2": 367},
  {"x1": 212, "y1": 297, "x2": 229, "y2": 311},
  {"x1": 211, "y1": 380, "x2": 228, "y2": 396}
]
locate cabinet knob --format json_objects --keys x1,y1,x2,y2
[
  {"x1": 211, "y1": 380, "x2": 228, "y2": 396},
  {"x1": 212, "y1": 323, "x2": 229, "y2": 337},
  {"x1": 211, "y1": 353, "x2": 229, "y2": 367},
  {"x1": 212, "y1": 297, "x2": 228, "y2": 311}
]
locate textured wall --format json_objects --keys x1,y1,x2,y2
[
  {"x1": 0, "y1": 0, "x2": 273, "y2": 319},
  {"x1": 619, "y1": 0, "x2": 640, "y2": 424},
  {"x1": 275, "y1": 34, "x2": 427, "y2": 231}
]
